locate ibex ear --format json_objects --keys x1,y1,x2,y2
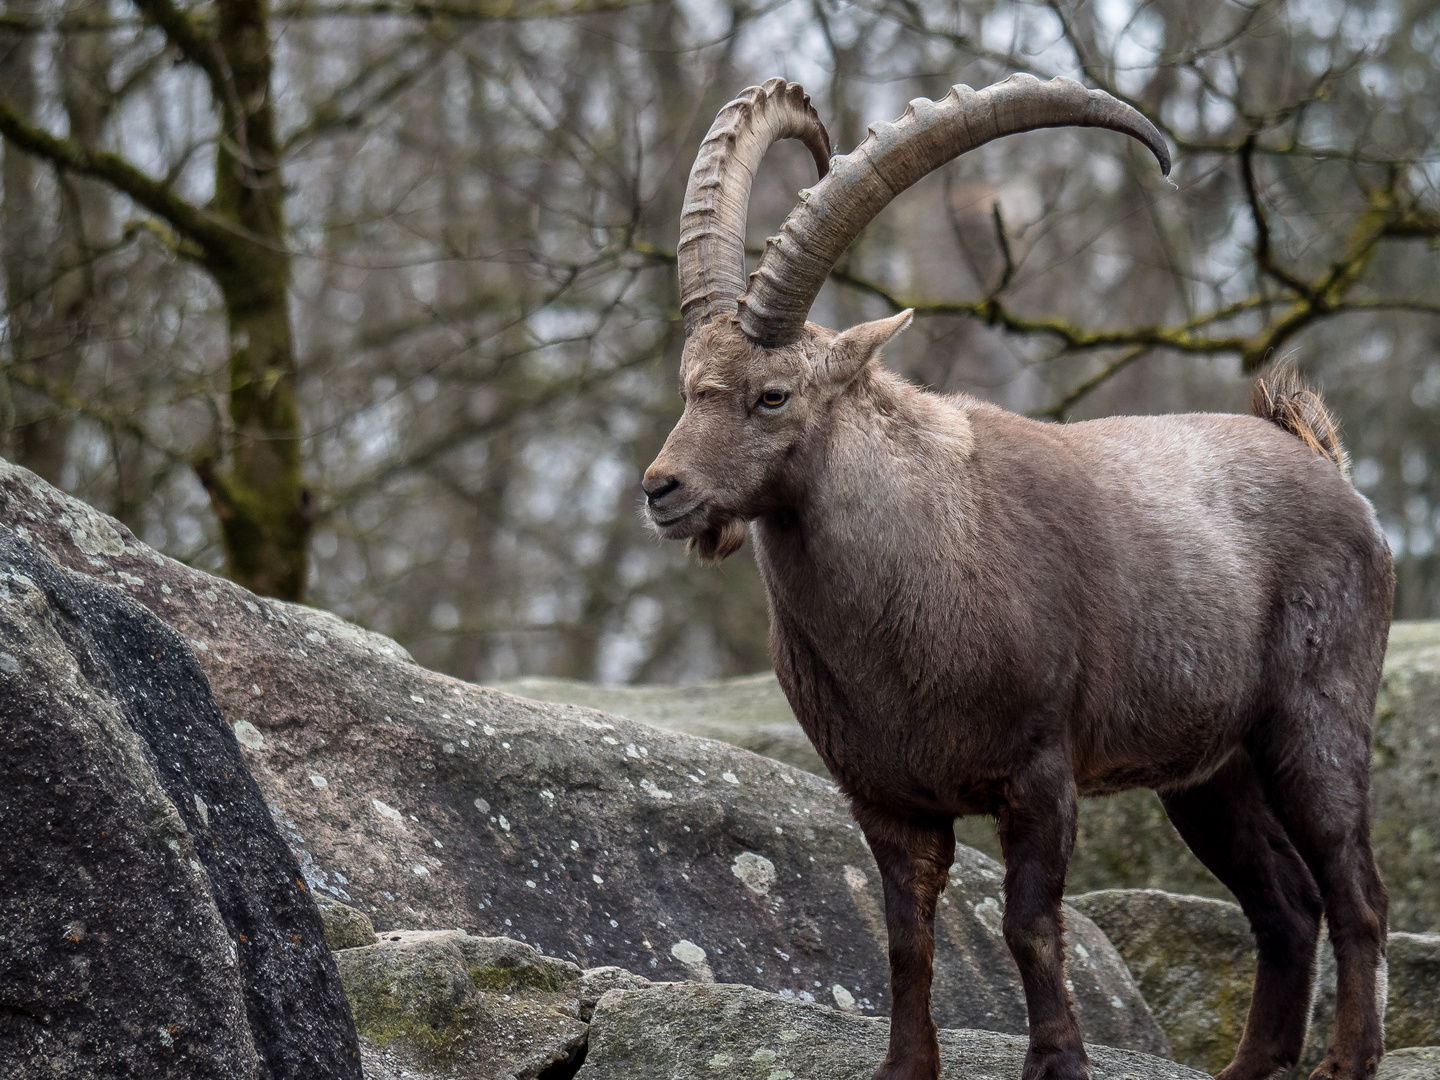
[{"x1": 817, "y1": 309, "x2": 914, "y2": 386}]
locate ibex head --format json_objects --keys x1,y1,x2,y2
[{"x1": 644, "y1": 75, "x2": 1170, "y2": 561}]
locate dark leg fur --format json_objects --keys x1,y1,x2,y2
[
  {"x1": 1161, "y1": 753, "x2": 1325, "y2": 1080},
  {"x1": 997, "y1": 762, "x2": 1089, "y2": 1080},
  {"x1": 1251, "y1": 704, "x2": 1388, "y2": 1080},
  {"x1": 853, "y1": 803, "x2": 956, "y2": 1080}
]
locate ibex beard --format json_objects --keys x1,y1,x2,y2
[{"x1": 645, "y1": 75, "x2": 1392, "y2": 1080}]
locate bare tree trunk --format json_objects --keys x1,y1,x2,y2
[
  {"x1": 194, "y1": 0, "x2": 312, "y2": 600},
  {"x1": 0, "y1": 0, "x2": 60, "y2": 480}
]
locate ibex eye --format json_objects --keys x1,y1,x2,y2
[{"x1": 760, "y1": 389, "x2": 789, "y2": 408}]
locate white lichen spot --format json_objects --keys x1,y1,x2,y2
[
  {"x1": 306, "y1": 631, "x2": 326, "y2": 645},
  {"x1": 570, "y1": 840, "x2": 580, "y2": 851},
  {"x1": 971, "y1": 896, "x2": 1004, "y2": 937},
  {"x1": 671, "y1": 940, "x2": 706, "y2": 964},
  {"x1": 751, "y1": 1049, "x2": 777, "y2": 1066},
  {"x1": 831, "y1": 984, "x2": 857, "y2": 1011},
  {"x1": 412, "y1": 865, "x2": 429, "y2": 875},
  {"x1": 160, "y1": 584, "x2": 172, "y2": 595},
  {"x1": 721, "y1": 772, "x2": 739, "y2": 785},
  {"x1": 1074, "y1": 943, "x2": 1089, "y2": 961},
  {"x1": 1110, "y1": 995, "x2": 1125, "y2": 1009},
  {"x1": 474, "y1": 798, "x2": 490, "y2": 814},
  {"x1": 592, "y1": 874, "x2": 604, "y2": 885},
  {"x1": 309, "y1": 775, "x2": 327, "y2": 789},
  {"x1": 465, "y1": 718, "x2": 476, "y2": 727},
  {"x1": 769, "y1": 1069, "x2": 795, "y2": 1079},
  {"x1": 483, "y1": 725, "x2": 496, "y2": 736},
  {"x1": 602, "y1": 735, "x2": 619, "y2": 746},
  {"x1": 843, "y1": 866, "x2": 868, "y2": 891},
  {"x1": 732, "y1": 852, "x2": 776, "y2": 896},
  {"x1": 233, "y1": 721, "x2": 264, "y2": 750},
  {"x1": 410, "y1": 694, "x2": 425, "y2": 704},
  {"x1": 0, "y1": 652, "x2": 19, "y2": 675},
  {"x1": 203, "y1": 589, "x2": 219, "y2": 602},
  {"x1": 244, "y1": 600, "x2": 260, "y2": 614},
  {"x1": 526, "y1": 880, "x2": 536, "y2": 888},
  {"x1": 497, "y1": 815, "x2": 510, "y2": 831},
  {"x1": 118, "y1": 572, "x2": 144, "y2": 587},
  {"x1": 250, "y1": 683, "x2": 262, "y2": 696},
  {"x1": 639, "y1": 778, "x2": 673, "y2": 800},
  {"x1": 189, "y1": 639, "x2": 208, "y2": 652},
  {"x1": 780, "y1": 773, "x2": 795, "y2": 785},
  {"x1": 190, "y1": 859, "x2": 202, "y2": 872},
  {"x1": 193, "y1": 794, "x2": 209, "y2": 826},
  {"x1": 442, "y1": 743, "x2": 456, "y2": 754},
  {"x1": 707, "y1": 1053, "x2": 732, "y2": 1069},
  {"x1": 372, "y1": 799, "x2": 403, "y2": 822},
  {"x1": 540, "y1": 789, "x2": 555, "y2": 803}
]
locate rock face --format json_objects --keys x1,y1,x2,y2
[
  {"x1": 504, "y1": 632, "x2": 1440, "y2": 932},
  {"x1": 1377, "y1": 1047, "x2": 1440, "y2": 1080},
  {"x1": 0, "y1": 527, "x2": 360, "y2": 1079},
  {"x1": 1069, "y1": 889, "x2": 1440, "y2": 1076},
  {"x1": 335, "y1": 930, "x2": 587, "y2": 1079},
  {"x1": 1372, "y1": 623, "x2": 1440, "y2": 933},
  {"x1": 578, "y1": 982, "x2": 1206, "y2": 1080},
  {"x1": 316, "y1": 895, "x2": 378, "y2": 952},
  {"x1": 0, "y1": 458, "x2": 1165, "y2": 1054},
  {"x1": 494, "y1": 674, "x2": 826, "y2": 776},
  {"x1": 493, "y1": 679, "x2": 1233, "y2": 901}
]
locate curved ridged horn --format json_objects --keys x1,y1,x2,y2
[
  {"x1": 678, "y1": 79, "x2": 832, "y2": 335},
  {"x1": 736, "y1": 73, "x2": 1172, "y2": 346}
]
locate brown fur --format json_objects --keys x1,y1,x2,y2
[
  {"x1": 643, "y1": 316, "x2": 1393, "y2": 1080},
  {"x1": 1250, "y1": 366, "x2": 1351, "y2": 477}
]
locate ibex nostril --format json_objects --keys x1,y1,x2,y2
[{"x1": 644, "y1": 476, "x2": 681, "y2": 504}]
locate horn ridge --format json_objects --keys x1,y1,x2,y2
[
  {"x1": 677, "y1": 79, "x2": 832, "y2": 335},
  {"x1": 734, "y1": 73, "x2": 1171, "y2": 346}
]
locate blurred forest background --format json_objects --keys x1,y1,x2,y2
[{"x1": 3, "y1": 0, "x2": 1440, "y2": 684}]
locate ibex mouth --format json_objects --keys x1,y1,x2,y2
[{"x1": 649, "y1": 501, "x2": 707, "y2": 534}]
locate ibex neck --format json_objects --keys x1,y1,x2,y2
[{"x1": 755, "y1": 372, "x2": 980, "y2": 596}]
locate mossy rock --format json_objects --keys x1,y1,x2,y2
[
  {"x1": 1070, "y1": 890, "x2": 1440, "y2": 1078},
  {"x1": 576, "y1": 982, "x2": 1205, "y2": 1080},
  {"x1": 314, "y1": 893, "x2": 376, "y2": 951},
  {"x1": 335, "y1": 929, "x2": 585, "y2": 1078},
  {"x1": 1377, "y1": 1046, "x2": 1440, "y2": 1079}
]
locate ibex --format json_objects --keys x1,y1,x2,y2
[{"x1": 644, "y1": 74, "x2": 1393, "y2": 1080}]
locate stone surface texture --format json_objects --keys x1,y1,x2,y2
[
  {"x1": 0, "y1": 459, "x2": 1167, "y2": 1054},
  {"x1": 1070, "y1": 889, "x2": 1440, "y2": 1077},
  {"x1": 1377, "y1": 1047, "x2": 1440, "y2": 1079},
  {"x1": 316, "y1": 894, "x2": 378, "y2": 952},
  {"x1": 0, "y1": 526, "x2": 360, "y2": 1079},
  {"x1": 508, "y1": 636, "x2": 1440, "y2": 931},
  {"x1": 1372, "y1": 623, "x2": 1440, "y2": 932},
  {"x1": 335, "y1": 930, "x2": 586, "y2": 1079},
  {"x1": 577, "y1": 982, "x2": 1206, "y2": 1080}
]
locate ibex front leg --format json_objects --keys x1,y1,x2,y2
[
  {"x1": 998, "y1": 763, "x2": 1088, "y2": 1080},
  {"x1": 853, "y1": 803, "x2": 956, "y2": 1080}
]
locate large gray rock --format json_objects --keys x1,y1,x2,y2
[
  {"x1": 335, "y1": 930, "x2": 586, "y2": 1079},
  {"x1": 0, "y1": 527, "x2": 360, "y2": 1078},
  {"x1": 1377, "y1": 1047, "x2": 1440, "y2": 1080},
  {"x1": 1069, "y1": 890, "x2": 1440, "y2": 1076},
  {"x1": 0, "y1": 459, "x2": 1167, "y2": 1055},
  {"x1": 315, "y1": 895, "x2": 378, "y2": 952},
  {"x1": 578, "y1": 982, "x2": 1206, "y2": 1080},
  {"x1": 494, "y1": 674, "x2": 826, "y2": 776},
  {"x1": 494, "y1": 678, "x2": 1230, "y2": 900},
  {"x1": 1373, "y1": 623, "x2": 1440, "y2": 933}
]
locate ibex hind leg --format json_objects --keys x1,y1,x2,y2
[
  {"x1": 1161, "y1": 752, "x2": 1323, "y2": 1080},
  {"x1": 1252, "y1": 695, "x2": 1388, "y2": 1080}
]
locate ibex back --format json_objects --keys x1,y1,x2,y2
[{"x1": 644, "y1": 75, "x2": 1393, "y2": 1080}]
